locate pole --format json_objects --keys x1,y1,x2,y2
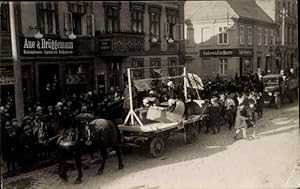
[
  {"x1": 183, "y1": 67, "x2": 188, "y2": 101},
  {"x1": 281, "y1": 8, "x2": 286, "y2": 70},
  {"x1": 127, "y1": 68, "x2": 134, "y2": 126},
  {"x1": 9, "y1": 2, "x2": 24, "y2": 127}
]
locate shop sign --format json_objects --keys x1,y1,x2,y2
[
  {"x1": 98, "y1": 39, "x2": 112, "y2": 51},
  {"x1": 21, "y1": 37, "x2": 75, "y2": 56},
  {"x1": 200, "y1": 49, "x2": 253, "y2": 57},
  {"x1": 238, "y1": 49, "x2": 253, "y2": 56},
  {"x1": 0, "y1": 71, "x2": 14, "y2": 85}
]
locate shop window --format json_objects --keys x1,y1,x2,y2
[
  {"x1": 257, "y1": 28, "x2": 262, "y2": 46},
  {"x1": 0, "y1": 3, "x2": 9, "y2": 32},
  {"x1": 166, "y1": 8, "x2": 178, "y2": 41},
  {"x1": 218, "y1": 27, "x2": 228, "y2": 45},
  {"x1": 247, "y1": 27, "x2": 253, "y2": 45},
  {"x1": 168, "y1": 57, "x2": 178, "y2": 76},
  {"x1": 131, "y1": 59, "x2": 144, "y2": 79},
  {"x1": 65, "y1": 64, "x2": 88, "y2": 85},
  {"x1": 37, "y1": 2, "x2": 58, "y2": 35},
  {"x1": 149, "y1": 6, "x2": 161, "y2": 42},
  {"x1": 64, "y1": 2, "x2": 94, "y2": 36},
  {"x1": 104, "y1": 4, "x2": 120, "y2": 33},
  {"x1": 240, "y1": 25, "x2": 245, "y2": 45},
  {"x1": 150, "y1": 58, "x2": 161, "y2": 78},
  {"x1": 219, "y1": 58, "x2": 228, "y2": 75},
  {"x1": 131, "y1": 4, "x2": 144, "y2": 33}
]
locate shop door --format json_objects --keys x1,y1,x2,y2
[
  {"x1": 107, "y1": 59, "x2": 122, "y2": 91},
  {"x1": 38, "y1": 64, "x2": 59, "y2": 103}
]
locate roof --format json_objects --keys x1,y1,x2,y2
[
  {"x1": 227, "y1": 0, "x2": 275, "y2": 24},
  {"x1": 263, "y1": 74, "x2": 283, "y2": 78}
]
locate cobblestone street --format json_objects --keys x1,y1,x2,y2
[{"x1": 3, "y1": 101, "x2": 299, "y2": 189}]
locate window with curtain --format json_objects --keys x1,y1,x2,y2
[
  {"x1": 149, "y1": 7, "x2": 161, "y2": 41},
  {"x1": 166, "y1": 9, "x2": 178, "y2": 40},
  {"x1": 131, "y1": 4, "x2": 144, "y2": 33},
  {"x1": 0, "y1": 3, "x2": 9, "y2": 32},
  {"x1": 38, "y1": 2, "x2": 57, "y2": 34},
  {"x1": 64, "y1": 2, "x2": 94, "y2": 36},
  {"x1": 105, "y1": 5, "x2": 120, "y2": 33}
]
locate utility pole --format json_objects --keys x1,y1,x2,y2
[{"x1": 9, "y1": 2, "x2": 24, "y2": 127}]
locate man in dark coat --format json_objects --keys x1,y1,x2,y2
[
  {"x1": 1, "y1": 119, "x2": 18, "y2": 177},
  {"x1": 207, "y1": 96, "x2": 221, "y2": 134}
]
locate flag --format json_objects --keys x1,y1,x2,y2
[{"x1": 152, "y1": 68, "x2": 162, "y2": 76}]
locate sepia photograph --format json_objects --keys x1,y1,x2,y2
[{"x1": 0, "y1": 0, "x2": 299, "y2": 189}]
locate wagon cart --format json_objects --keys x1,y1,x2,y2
[{"x1": 118, "y1": 66, "x2": 209, "y2": 158}]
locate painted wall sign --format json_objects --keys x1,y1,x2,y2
[
  {"x1": 200, "y1": 49, "x2": 253, "y2": 57},
  {"x1": 21, "y1": 37, "x2": 75, "y2": 56}
]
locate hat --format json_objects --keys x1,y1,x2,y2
[
  {"x1": 167, "y1": 81, "x2": 174, "y2": 87},
  {"x1": 168, "y1": 99, "x2": 176, "y2": 106},
  {"x1": 56, "y1": 102, "x2": 63, "y2": 107},
  {"x1": 36, "y1": 106, "x2": 42, "y2": 112},
  {"x1": 11, "y1": 118, "x2": 17, "y2": 122},
  {"x1": 81, "y1": 106, "x2": 88, "y2": 113},
  {"x1": 23, "y1": 116, "x2": 32, "y2": 121},
  {"x1": 149, "y1": 90, "x2": 154, "y2": 95}
]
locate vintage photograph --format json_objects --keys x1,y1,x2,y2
[{"x1": 0, "y1": 1, "x2": 299, "y2": 189}]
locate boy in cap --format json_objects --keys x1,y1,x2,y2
[{"x1": 207, "y1": 96, "x2": 221, "y2": 134}]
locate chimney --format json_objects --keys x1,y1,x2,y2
[{"x1": 185, "y1": 19, "x2": 195, "y2": 46}]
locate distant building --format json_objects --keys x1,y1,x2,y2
[
  {"x1": 0, "y1": 1, "x2": 184, "y2": 103},
  {"x1": 255, "y1": 0, "x2": 298, "y2": 71},
  {"x1": 184, "y1": 0, "x2": 278, "y2": 79}
]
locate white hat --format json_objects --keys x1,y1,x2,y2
[
  {"x1": 167, "y1": 81, "x2": 174, "y2": 87},
  {"x1": 149, "y1": 90, "x2": 154, "y2": 95},
  {"x1": 56, "y1": 102, "x2": 63, "y2": 107},
  {"x1": 36, "y1": 106, "x2": 42, "y2": 112}
]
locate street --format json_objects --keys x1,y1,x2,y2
[{"x1": 3, "y1": 101, "x2": 300, "y2": 189}]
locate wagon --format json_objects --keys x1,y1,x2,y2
[{"x1": 118, "y1": 66, "x2": 209, "y2": 157}]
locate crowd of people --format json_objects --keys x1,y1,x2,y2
[{"x1": 0, "y1": 71, "x2": 294, "y2": 178}]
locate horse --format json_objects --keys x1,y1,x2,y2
[{"x1": 57, "y1": 115, "x2": 124, "y2": 184}]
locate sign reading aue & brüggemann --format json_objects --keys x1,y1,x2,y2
[{"x1": 21, "y1": 37, "x2": 75, "y2": 56}]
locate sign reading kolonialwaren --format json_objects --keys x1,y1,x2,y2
[{"x1": 21, "y1": 37, "x2": 75, "y2": 56}]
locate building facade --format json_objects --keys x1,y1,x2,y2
[
  {"x1": 0, "y1": 1, "x2": 184, "y2": 103},
  {"x1": 184, "y1": 0, "x2": 278, "y2": 79},
  {"x1": 256, "y1": 0, "x2": 298, "y2": 72}
]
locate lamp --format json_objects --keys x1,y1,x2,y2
[
  {"x1": 29, "y1": 26, "x2": 43, "y2": 39},
  {"x1": 68, "y1": 32, "x2": 77, "y2": 40},
  {"x1": 34, "y1": 30, "x2": 43, "y2": 39}
]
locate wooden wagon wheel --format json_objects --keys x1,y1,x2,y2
[
  {"x1": 185, "y1": 124, "x2": 199, "y2": 144},
  {"x1": 149, "y1": 137, "x2": 165, "y2": 158}
]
